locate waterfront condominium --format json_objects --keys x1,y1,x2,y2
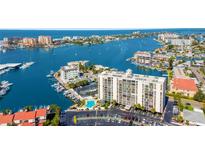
[{"x1": 98, "y1": 69, "x2": 166, "y2": 113}]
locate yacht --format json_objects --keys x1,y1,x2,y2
[
  {"x1": 0, "y1": 81, "x2": 13, "y2": 88},
  {"x1": 46, "y1": 70, "x2": 54, "y2": 78},
  {"x1": 20, "y1": 62, "x2": 35, "y2": 69},
  {"x1": 0, "y1": 81, "x2": 12, "y2": 97},
  {"x1": 0, "y1": 89, "x2": 7, "y2": 96}
]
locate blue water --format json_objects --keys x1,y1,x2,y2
[
  {"x1": 0, "y1": 29, "x2": 205, "y2": 111},
  {"x1": 86, "y1": 100, "x2": 96, "y2": 109}
]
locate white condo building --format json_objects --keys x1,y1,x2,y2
[
  {"x1": 60, "y1": 65, "x2": 79, "y2": 83},
  {"x1": 98, "y1": 69, "x2": 166, "y2": 113}
]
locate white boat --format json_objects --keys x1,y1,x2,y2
[
  {"x1": 0, "y1": 70, "x2": 6, "y2": 75},
  {"x1": 20, "y1": 62, "x2": 35, "y2": 69},
  {"x1": 0, "y1": 89, "x2": 7, "y2": 96},
  {"x1": 46, "y1": 71, "x2": 54, "y2": 78},
  {"x1": 0, "y1": 81, "x2": 13, "y2": 88},
  {"x1": 0, "y1": 81, "x2": 12, "y2": 97},
  {"x1": 46, "y1": 74, "x2": 52, "y2": 78}
]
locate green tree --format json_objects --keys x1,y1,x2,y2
[
  {"x1": 185, "y1": 120, "x2": 189, "y2": 125},
  {"x1": 150, "y1": 108, "x2": 156, "y2": 114},
  {"x1": 24, "y1": 105, "x2": 33, "y2": 111},
  {"x1": 168, "y1": 56, "x2": 175, "y2": 70},
  {"x1": 167, "y1": 44, "x2": 174, "y2": 50},
  {"x1": 134, "y1": 104, "x2": 142, "y2": 110},
  {"x1": 2, "y1": 109, "x2": 12, "y2": 115},
  {"x1": 174, "y1": 93, "x2": 184, "y2": 111},
  {"x1": 185, "y1": 104, "x2": 194, "y2": 111},
  {"x1": 193, "y1": 90, "x2": 205, "y2": 102},
  {"x1": 44, "y1": 104, "x2": 61, "y2": 126},
  {"x1": 177, "y1": 115, "x2": 184, "y2": 123}
]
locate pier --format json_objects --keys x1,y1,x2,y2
[{"x1": 0, "y1": 63, "x2": 22, "y2": 71}]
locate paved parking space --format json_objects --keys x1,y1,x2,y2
[{"x1": 60, "y1": 107, "x2": 168, "y2": 126}]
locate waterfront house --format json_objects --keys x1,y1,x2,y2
[
  {"x1": 0, "y1": 114, "x2": 14, "y2": 126},
  {"x1": 35, "y1": 108, "x2": 47, "y2": 122},
  {"x1": 13, "y1": 111, "x2": 36, "y2": 124},
  {"x1": 170, "y1": 77, "x2": 198, "y2": 97}
]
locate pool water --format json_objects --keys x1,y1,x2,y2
[{"x1": 86, "y1": 100, "x2": 96, "y2": 109}]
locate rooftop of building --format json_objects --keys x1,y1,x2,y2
[
  {"x1": 14, "y1": 111, "x2": 36, "y2": 121},
  {"x1": 134, "y1": 51, "x2": 152, "y2": 57},
  {"x1": 99, "y1": 69, "x2": 166, "y2": 83},
  {"x1": 172, "y1": 77, "x2": 198, "y2": 92},
  {"x1": 183, "y1": 109, "x2": 205, "y2": 125},
  {"x1": 0, "y1": 114, "x2": 14, "y2": 124},
  {"x1": 61, "y1": 65, "x2": 79, "y2": 71},
  {"x1": 36, "y1": 109, "x2": 47, "y2": 117}
]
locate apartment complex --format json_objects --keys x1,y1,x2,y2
[
  {"x1": 22, "y1": 38, "x2": 37, "y2": 47},
  {"x1": 168, "y1": 39, "x2": 194, "y2": 46},
  {"x1": 38, "y1": 36, "x2": 52, "y2": 45},
  {"x1": 133, "y1": 51, "x2": 152, "y2": 65},
  {"x1": 60, "y1": 63, "x2": 80, "y2": 83},
  {"x1": 98, "y1": 69, "x2": 166, "y2": 113}
]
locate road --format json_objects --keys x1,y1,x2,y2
[
  {"x1": 191, "y1": 67, "x2": 205, "y2": 85},
  {"x1": 163, "y1": 100, "x2": 174, "y2": 123}
]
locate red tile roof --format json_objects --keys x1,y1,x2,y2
[
  {"x1": 172, "y1": 78, "x2": 198, "y2": 92},
  {"x1": 14, "y1": 111, "x2": 36, "y2": 121},
  {"x1": 0, "y1": 114, "x2": 14, "y2": 124},
  {"x1": 36, "y1": 109, "x2": 47, "y2": 117},
  {"x1": 20, "y1": 122, "x2": 35, "y2": 126}
]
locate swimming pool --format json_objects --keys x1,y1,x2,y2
[{"x1": 86, "y1": 100, "x2": 96, "y2": 109}]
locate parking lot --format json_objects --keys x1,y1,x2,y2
[{"x1": 60, "y1": 107, "x2": 169, "y2": 126}]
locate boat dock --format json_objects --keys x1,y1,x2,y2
[{"x1": 0, "y1": 63, "x2": 22, "y2": 71}]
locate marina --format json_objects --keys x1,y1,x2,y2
[
  {"x1": 20, "y1": 62, "x2": 34, "y2": 70},
  {"x1": 0, "y1": 81, "x2": 13, "y2": 97}
]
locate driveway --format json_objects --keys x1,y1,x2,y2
[{"x1": 163, "y1": 100, "x2": 174, "y2": 123}]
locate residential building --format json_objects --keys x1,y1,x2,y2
[
  {"x1": 98, "y1": 69, "x2": 166, "y2": 113},
  {"x1": 133, "y1": 51, "x2": 152, "y2": 65},
  {"x1": 38, "y1": 36, "x2": 52, "y2": 45},
  {"x1": 22, "y1": 38, "x2": 37, "y2": 47},
  {"x1": 36, "y1": 109, "x2": 47, "y2": 121},
  {"x1": 13, "y1": 111, "x2": 36, "y2": 124},
  {"x1": 168, "y1": 39, "x2": 193, "y2": 46},
  {"x1": 152, "y1": 54, "x2": 170, "y2": 61},
  {"x1": 0, "y1": 114, "x2": 14, "y2": 126},
  {"x1": 173, "y1": 67, "x2": 186, "y2": 78},
  {"x1": 2, "y1": 37, "x2": 9, "y2": 48},
  {"x1": 158, "y1": 33, "x2": 179, "y2": 42},
  {"x1": 170, "y1": 77, "x2": 198, "y2": 97},
  {"x1": 60, "y1": 65, "x2": 79, "y2": 83},
  {"x1": 0, "y1": 40, "x2": 3, "y2": 48}
]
